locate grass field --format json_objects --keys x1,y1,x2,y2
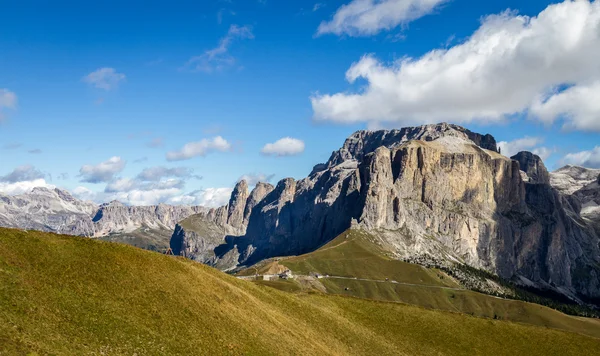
[
  {"x1": 97, "y1": 227, "x2": 172, "y2": 253},
  {"x1": 282, "y1": 230, "x2": 457, "y2": 287},
  {"x1": 2, "y1": 227, "x2": 599, "y2": 355},
  {"x1": 272, "y1": 229, "x2": 600, "y2": 339}
]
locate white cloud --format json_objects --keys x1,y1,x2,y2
[
  {"x1": 83, "y1": 68, "x2": 126, "y2": 91},
  {"x1": 313, "y1": 3, "x2": 324, "y2": 11},
  {"x1": 72, "y1": 186, "x2": 97, "y2": 201},
  {"x1": 311, "y1": 1, "x2": 600, "y2": 131},
  {"x1": 169, "y1": 188, "x2": 233, "y2": 208},
  {"x1": 560, "y1": 147, "x2": 600, "y2": 169},
  {"x1": 79, "y1": 156, "x2": 126, "y2": 183},
  {"x1": 136, "y1": 166, "x2": 200, "y2": 181},
  {"x1": 0, "y1": 179, "x2": 54, "y2": 196},
  {"x1": 185, "y1": 25, "x2": 254, "y2": 72},
  {"x1": 238, "y1": 173, "x2": 275, "y2": 186},
  {"x1": 110, "y1": 188, "x2": 184, "y2": 206},
  {"x1": 0, "y1": 165, "x2": 52, "y2": 195},
  {"x1": 531, "y1": 147, "x2": 554, "y2": 161},
  {"x1": 317, "y1": 0, "x2": 447, "y2": 36},
  {"x1": 0, "y1": 89, "x2": 17, "y2": 109},
  {"x1": 261, "y1": 137, "x2": 305, "y2": 157},
  {"x1": 0, "y1": 165, "x2": 45, "y2": 183},
  {"x1": 166, "y1": 136, "x2": 232, "y2": 161},
  {"x1": 0, "y1": 89, "x2": 17, "y2": 121},
  {"x1": 530, "y1": 81, "x2": 600, "y2": 131},
  {"x1": 498, "y1": 137, "x2": 540, "y2": 157}
]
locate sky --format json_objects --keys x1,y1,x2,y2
[{"x1": 1, "y1": 0, "x2": 600, "y2": 207}]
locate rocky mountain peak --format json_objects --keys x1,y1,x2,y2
[
  {"x1": 243, "y1": 182, "x2": 274, "y2": 225},
  {"x1": 30, "y1": 187, "x2": 54, "y2": 195},
  {"x1": 317, "y1": 123, "x2": 498, "y2": 173},
  {"x1": 550, "y1": 165, "x2": 600, "y2": 195},
  {"x1": 511, "y1": 151, "x2": 550, "y2": 184},
  {"x1": 227, "y1": 180, "x2": 249, "y2": 229}
]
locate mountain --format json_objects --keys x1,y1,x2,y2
[
  {"x1": 2, "y1": 227, "x2": 599, "y2": 355},
  {"x1": 0, "y1": 188, "x2": 206, "y2": 243},
  {"x1": 173, "y1": 123, "x2": 600, "y2": 302},
  {"x1": 0, "y1": 187, "x2": 97, "y2": 236},
  {"x1": 550, "y1": 165, "x2": 600, "y2": 237}
]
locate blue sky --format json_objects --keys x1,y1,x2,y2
[{"x1": 1, "y1": 0, "x2": 600, "y2": 206}]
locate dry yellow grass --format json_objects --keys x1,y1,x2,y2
[{"x1": 1, "y1": 227, "x2": 599, "y2": 355}]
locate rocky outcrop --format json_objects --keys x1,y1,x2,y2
[
  {"x1": 227, "y1": 180, "x2": 249, "y2": 230},
  {"x1": 511, "y1": 151, "x2": 550, "y2": 184}
]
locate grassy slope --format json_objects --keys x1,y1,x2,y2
[
  {"x1": 282, "y1": 230, "x2": 457, "y2": 287},
  {"x1": 97, "y1": 227, "x2": 172, "y2": 253},
  {"x1": 279, "y1": 230, "x2": 600, "y2": 339},
  {"x1": 1, "y1": 228, "x2": 599, "y2": 355}
]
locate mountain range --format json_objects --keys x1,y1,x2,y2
[{"x1": 2, "y1": 123, "x2": 599, "y2": 303}]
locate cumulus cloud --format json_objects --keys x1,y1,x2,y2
[
  {"x1": 104, "y1": 177, "x2": 186, "y2": 193},
  {"x1": 95, "y1": 183, "x2": 232, "y2": 207},
  {"x1": 72, "y1": 186, "x2": 97, "y2": 201},
  {"x1": 0, "y1": 166, "x2": 52, "y2": 195},
  {"x1": 238, "y1": 173, "x2": 275, "y2": 186},
  {"x1": 530, "y1": 81, "x2": 600, "y2": 131},
  {"x1": 497, "y1": 137, "x2": 553, "y2": 160},
  {"x1": 79, "y1": 156, "x2": 126, "y2": 183},
  {"x1": 83, "y1": 68, "x2": 126, "y2": 91},
  {"x1": 261, "y1": 137, "x2": 305, "y2": 157},
  {"x1": 169, "y1": 188, "x2": 233, "y2": 208},
  {"x1": 560, "y1": 147, "x2": 600, "y2": 169},
  {"x1": 0, "y1": 165, "x2": 45, "y2": 184},
  {"x1": 312, "y1": 1, "x2": 600, "y2": 131},
  {"x1": 166, "y1": 136, "x2": 232, "y2": 161},
  {"x1": 0, "y1": 179, "x2": 54, "y2": 196},
  {"x1": 185, "y1": 25, "x2": 254, "y2": 72},
  {"x1": 317, "y1": 0, "x2": 447, "y2": 36},
  {"x1": 136, "y1": 166, "x2": 201, "y2": 181}
]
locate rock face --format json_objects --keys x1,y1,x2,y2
[
  {"x1": 0, "y1": 188, "x2": 206, "y2": 239},
  {"x1": 176, "y1": 123, "x2": 600, "y2": 301},
  {"x1": 0, "y1": 187, "x2": 97, "y2": 236},
  {"x1": 511, "y1": 151, "x2": 550, "y2": 184},
  {"x1": 550, "y1": 165, "x2": 600, "y2": 238},
  {"x1": 169, "y1": 180, "x2": 276, "y2": 267},
  {"x1": 92, "y1": 201, "x2": 207, "y2": 236}
]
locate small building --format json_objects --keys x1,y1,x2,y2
[
  {"x1": 279, "y1": 269, "x2": 294, "y2": 279},
  {"x1": 262, "y1": 274, "x2": 279, "y2": 281}
]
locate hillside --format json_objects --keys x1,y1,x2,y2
[
  {"x1": 1, "y1": 228, "x2": 599, "y2": 355},
  {"x1": 239, "y1": 230, "x2": 600, "y2": 339}
]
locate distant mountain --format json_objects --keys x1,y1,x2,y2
[
  {"x1": 0, "y1": 187, "x2": 206, "y2": 240},
  {"x1": 550, "y1": 165, "x2": 600, "y2": 237},
  {"x1": 173, "y1": 123, "x2": 600, "y2": 303}
]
